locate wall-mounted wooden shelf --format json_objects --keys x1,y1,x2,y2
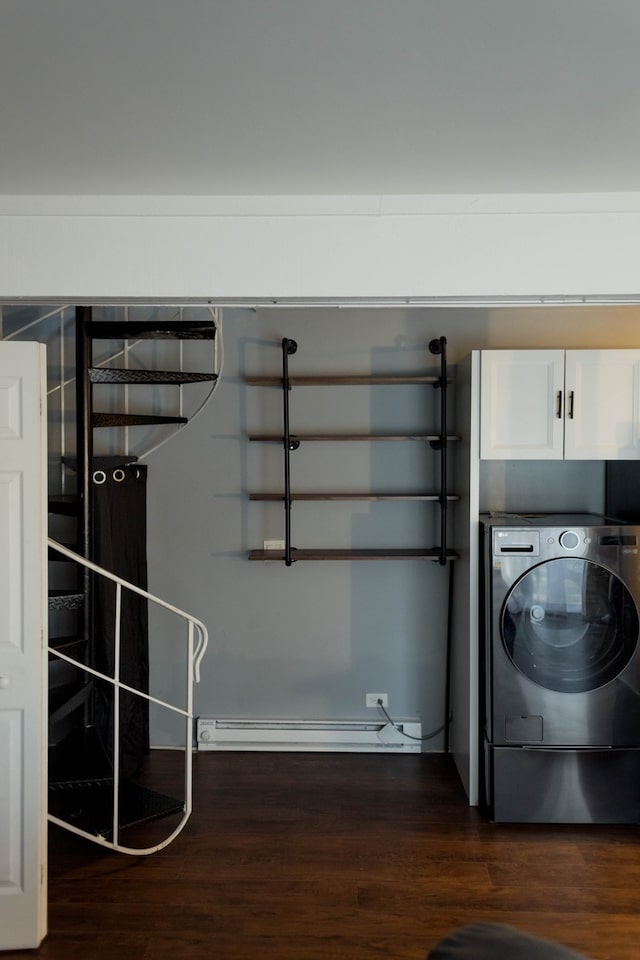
[
  {"x1": 249, "y1": 492, "x2": 459, "y2": 502},
  {"x1": 249, "y1": 433, "x2": 460, "y2": 443},
  {"x1": 249, "y1": 548, "x2": 459, "y2": 561},
  {"x1": 245, "y1": 374, "x2": 452, "y2": 386},
  {"x1": 246, "y1": 337, "x2": 456, "y2": 565}
]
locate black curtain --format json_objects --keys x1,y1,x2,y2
[{"x1": 91, "y1": 463, "x2": 149, "y2": 779}]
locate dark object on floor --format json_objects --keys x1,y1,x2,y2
[{"x1": 429, "y1": 922, "x2": 589, "y2": 959}]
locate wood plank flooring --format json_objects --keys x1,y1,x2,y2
[{"x1": 11, "y1": 752, "x2": 640, "y2": 960}]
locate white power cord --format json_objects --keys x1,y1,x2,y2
[{"x1": 377, "y1": 698, "x2": 446, "y2": 742}]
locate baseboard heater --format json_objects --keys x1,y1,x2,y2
[{"x1": 197, "y1": 718, "x2": 422, "y2": 753}]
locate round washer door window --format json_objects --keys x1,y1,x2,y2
[{"x1": 501, "y1": 557, "x2": 639, "y2": 693}]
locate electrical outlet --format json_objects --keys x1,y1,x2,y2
[
  {"x1": 263, "y1": 539, "x2": 285, "y2": 551},
  {"x1": 365, "y1": 693, "x2": 388, "y2": 708}
]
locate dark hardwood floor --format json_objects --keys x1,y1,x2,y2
[{"x1": 12, "y1": 751, "x2": 640, "y2": 959}]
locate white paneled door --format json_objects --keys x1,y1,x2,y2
[{"x1": 0, "y1": 342, "x2": 47, "y2": 949}]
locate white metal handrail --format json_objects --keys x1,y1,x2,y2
[{"x1": 47, "y1": 537, "x2": 209, "y2": 855}]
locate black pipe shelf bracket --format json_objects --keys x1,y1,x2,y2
[
  {"x1": 282, "y1": 338, "x2": 299, "y2": 566},
  {"x1": 247, "y1": 336, "x2": 456, "y2": 564},
  {"x1": 428, "y1": 336, "x2": 449, "y2": 566}
]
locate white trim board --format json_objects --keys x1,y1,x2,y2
[{"x1": 2, "y1": 193, "x2": 640, "y2": 300}]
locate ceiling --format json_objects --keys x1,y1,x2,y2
[{"x1": 2, "y1": 0, "x2": 640, "y2": 197}]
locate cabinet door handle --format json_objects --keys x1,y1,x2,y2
[
  {"x1": 556, "y1": 390, "x2": 563, "y2": 419},
  {"x1": 568, "y1": 390, "x2": 575, "y2": 419}
]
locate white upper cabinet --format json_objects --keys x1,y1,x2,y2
[
  {"x1": 480, "y1": 350, "x2": 565, "y2": 459},
  {"x1": 480, "y1": 349, "x2": 640, "y2": 461},
  {"x1": 564, "y1": 350, "x2": 640, "y2": 459}
]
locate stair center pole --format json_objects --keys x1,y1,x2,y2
[
  {"x1": 75, "y1": 306, "x2": 94, "y2": 730},
  {"x1": 75, "y1": 307, "x2": 93, "y2": 563}
]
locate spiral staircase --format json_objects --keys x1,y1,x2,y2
[{"x1": 3, "y1": 304, "x2": 219, "y2": 853}]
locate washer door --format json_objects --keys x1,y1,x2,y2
[{"x1": 501, "y1": 557, "x2": 639, "y2": 693}]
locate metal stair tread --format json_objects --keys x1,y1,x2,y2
[
  {"x1": 48, "y1": 780, "x2": 185, "y2": 837},
  {"x1": 47, "y1": 543, "x2": 78, "y2": 563},
  {"x1": 89, "y1": 367, "x2": 218, "y2": 385},
  {"x1": 62, "y1": 455, "x2": 139, "y2": 469},
  {"x1": 86, "y1": 319, "x2": 216, "y2": 340},
  {"x1": 48, "y1": 495, "x2": 79, "y2": 516},
  {"x1": 48, "y1": 683, "x2": 91, "y2": 724},
  {"x1": 48, "y1": 635, "x2": 87, "y2": 654},
  {"x1": 48, "y1": 726, "x2": 112, "y2": 785},
  {"x1": 48, "y1": 589, "x2": 84, "y2": 610},
  {"x1": 91, "y1": 412, "x2": 188, "y2": 427},
  {"x1": 48, "y1": 543, "x2": 78, "y2": 560}
]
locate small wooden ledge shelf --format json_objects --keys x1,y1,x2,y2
[
  {"x1": 249, "y1": 492, "x2": 459, "y2": 502},
  {"x1": 249, "y1": 548, "x2": 459, "y2": 561}
]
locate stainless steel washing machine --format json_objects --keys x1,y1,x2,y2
[{"x1": 480, "y1": 514, "x2": 640, "y2": 823}]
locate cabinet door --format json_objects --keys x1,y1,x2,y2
[
  {"x1": 564, "y1": 350, "x2": 640, "y2": 459},
  {"x1": 480, "y1": 350, "x2": 565, "y2": 460}
]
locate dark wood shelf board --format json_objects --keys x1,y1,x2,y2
[
  {"x1": 245, "y1": 374, "x2": 452, "y2": 386},
  {"x1": 249, "y1": 492, "x2": 458, "y2": 502},
  {"x1": 248, "y1": 433, "x2": 460, "y2": 443},
  {"x1": 249, "y1": 548, "x2": 458, "y2": 561}
]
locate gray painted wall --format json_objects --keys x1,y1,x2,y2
[
  {"x1": 145, "y1": 304, "x2": 640, "y2": 746},
  {"x1": 146, "y1": 308, "x2": 454, "y2": 747},
  {"x1": 7, "y1": 301, "x2": 640, "y2": 750}
]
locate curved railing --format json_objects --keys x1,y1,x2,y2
[{"x1": 47, "y1": 537, "x2": 208, "y2": 855}]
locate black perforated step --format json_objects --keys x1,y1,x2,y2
[
  {"x1": 48, "y1": 543, "x2": 78, "y2": 561},
  {"x1": 89, "y1": 368, "x2": 217, "y2": 385},
  {"x1": 62, "y1": 455, "x2": 139, "y2": 470},
  {"x1": 87, "y1": 319, "x2": 216, "y2": 340},
  {"x1": 49, "y1": 780, "x2": 184, "y2": 837},
  {"x1": 49, "y1": 658, "x2": 81, "y2": 689},
  {"x1": 48, "y1": 636, "x2": 86, "y2": 658},
  {"x1": 48, "y1": 726, "x2": 112, "y2": 786},
  {"x1": 92, "y1": 412, "x2": 188, "y2": 427},
  {"x1": 48, "y1": 589, "x2": 84, "y2": 610},
  {"x1": 48, "y1": 683, "x2": 91, "y2": 734},
  {"x1": 48, "y1": 495, "x2": 79, "y2": 516}
]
